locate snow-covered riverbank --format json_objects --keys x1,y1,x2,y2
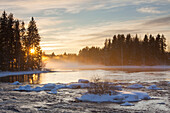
[
  {"x1": 0, "y1": 80, "x2": 169, "y2": 112},
  {"x1": 0, "y1": 70, "x2": 50, "y2": 77}
]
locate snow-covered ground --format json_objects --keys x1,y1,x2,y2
[{"x1": 0, "y1": 70, "x2": 49, "y2": 77}]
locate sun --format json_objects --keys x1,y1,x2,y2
[{"x1": 30, "y1": 48, "x2": 35, "y2": 54}]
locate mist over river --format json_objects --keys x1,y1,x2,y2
[{"x1": 0, "y1": 59, "x2": 169, "y2": 84}]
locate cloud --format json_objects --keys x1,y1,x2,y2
[
  {"x1": 1, "y1": 0, "x2": 170, "y2": 54},
  {"x1": 137, "y1": 7, "x2": 166, "y2": 14},
  {"x1": 143, "y1": 16, "x2": 170, "y2": 26}
]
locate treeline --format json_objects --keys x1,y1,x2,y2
[
  {"x1": 78, "y1": 34, "x2": 168, "y2": 65},
  {"x1": 0, "y1": 11, "x2": 42, "y2": 71}
]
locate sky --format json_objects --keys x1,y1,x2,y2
[{"x1": 0, "y1": 0, "x2": 170, "y2": 54}]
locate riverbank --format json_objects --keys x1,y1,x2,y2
[
  {"x1": 0, "y1": 70, "x2": 51, "y2": 78},
  {"x1": 0, "y1": 81, "x2": 169, "y2": 113}
]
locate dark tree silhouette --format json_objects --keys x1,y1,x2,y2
[
  {"x1": 0, "y1": 12, "x2": 42, "y2": 71},
  {"x1": 78, "y1": 34, "x2": 168, "y2": 66}
]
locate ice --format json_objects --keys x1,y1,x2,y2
[
  {"x1": 120, "y1": 101, "x2": 134, "y2": 106},
  {"x1": 48, "y1": 88, "x2": 57, "y2": 94},
  {"x1": 127, "y1": 84, "x2": 144, "y2": 89},
  {"x1": 67, "y1": 83, "x2": 90, "y2": 89},
  {"x1": 10, "y1": 81, "x2": 22, "y2": 85},
  {"x1": 132, "y1": 92, "x2": 151, "y2": 100},
  {"x1": 78, "y1": 79, "x2": 89, "y2": 83},
  {"x1": 14, "y1": 85, "x2": 33, "y2": 92},
  {"x1": 147, "y1": 85, "x2": 162, "y2": 90},
  {"x1": 77, "y1": 91, "x2": 151, "y2": 103},
  {"x1": 0, "y1": 71, "x2": 49, "y2": 77},
  {"x1": 32, "y1": 86, "x2": 44, "y2": 92},
  {"x1": 42, "y1": 83, "x2": 56, "y2": 91}
]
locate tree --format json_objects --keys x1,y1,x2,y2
[{"x1": 25, "y1": 17, "x2": 42, "y2": 70}]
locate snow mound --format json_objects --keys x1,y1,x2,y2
[
  {"x1": 78, "y1": 79, "x2": 89, "y2": 83},
  {"x1": 76, "y1": 91, "x2": 150, "y2": 103},
  {"x1": 14, "y1": 85, "x2": 32, "y2": 92},
  {"x1": 42, "y1": 83, "x2": 56, "y2": 91},
  {"x1": 127, "y1": 84, "x2": 144, "y2": 89},
  {"x1": 120, "y1": 102, "x2": 134, "y2": 106},
  {"x1": 147, "y1": 85, "x2": 162, "y2": 90},
  {"x1": 32, "y1": 86, "x2": 44, "y2": 92},
  {"x1": 68, "y1": 83, "x2": 90, "y2": 89},
  {"x1": 10, "y1": 81, "x2": 22, "y2": 85}
]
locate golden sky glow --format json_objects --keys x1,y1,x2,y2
[{"x1": 1, "y1": 0, "x2": 170, "y2": 54}]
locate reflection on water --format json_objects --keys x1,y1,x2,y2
[
  {"x1": 0, "y1": 69, "x2": 169, "y2": 84},
  {"x1": 0, "y1": 74, "x2": 42, "y2": 84}
]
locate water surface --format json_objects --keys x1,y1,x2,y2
[{"x1": 0, "y1": 68, "x2": 169, "y2": 84}]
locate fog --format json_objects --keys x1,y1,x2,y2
[{"x1": 44, "y1": 58, "x2": 170, "y2": 71}]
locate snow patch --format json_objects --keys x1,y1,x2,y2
[
  {"x1": 42, "y1": 83, "x2": 56, "y2": 91},
  {"x1": 147, "y1": 85, "x2": 162, "y2": 90},
  {"x1": 48, "y1": 88, "x2": 57, "y2": 94},
  {"x1": 127, "y1": 84, "x2": 144, "y2": 89},
  {"x1": 10, "y1": 81, "x2": 22, "y2": 85},
  {"x1": 14, "y1": 85, "x2": 33, "y2": 92},
  {"x1": 67, "y1": 83, "x2": 90, "y2": 89},
  {"x1": 0, "y1": 71, "x2": 49, "y2": 77},
  {"x1": 120, "y1": 102, "x2": 134, "y2": 106},
  {"x1": 77, "y1": 91, "x2": 150, "y2": 103}
]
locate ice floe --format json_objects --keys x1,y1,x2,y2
[{"x1": 147, "y1": 85, "x2": 162, "y2": 90}]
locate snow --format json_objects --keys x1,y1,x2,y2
[
  {"x1": 127, "y1": 84, "x2": 144, "y2": 89},
  {"x1": 42, "y1": 83, "x2": 57, "y2": 91},
  {"x1": 10, "y1": 81, "x2": 22, "y2": 85},
  {"x1": 78, "y1": 79, "x2": 89, "y2": 83},
  {"x1": 77, "y1": 91, "x2": 151, "y2": 103},
  {"x1": 131, "y1": 92, "x2": 151, "y2": 100},
  {"x1": 13, "y1": 83, "x2": 68, "y2": 93},
  {"x1": 48, "y1": 88, "x2": 57, "y2": 94},
  {"x1": 120, "y1": 102, "x2": 134, "y2": 106},
  {"x1": 67, "y1": 83, "x2": 90, "y2": 89},
  {"x1": 32, "y1": 87, "x2": 44, "y2": 92},
  {"x1": 147, "y1": 85, "x2": 162, "y2": 90},
  {"x1": 13, "y1": 85, "x2": 33, "y2": 92},
  {"x1": 0, "y1": 71, "x2": 49, "y2": 77}
]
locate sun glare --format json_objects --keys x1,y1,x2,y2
[{"x1": 30, "y1": 48, "x2": 35, "y2": 54}]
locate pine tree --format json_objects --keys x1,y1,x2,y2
[
  {"x1": 0, "y1": 11, "x2": 8, "y2": 70},
  {"x1": 25, "y1": 17, "x2": 42, "y2": 70}
]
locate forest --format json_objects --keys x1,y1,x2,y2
[
  {"x1": 0, "y1": 11, "x2": 42, "y2": 71},
  {"x1": 78, "y1": 34, "x2": 168, "y2": 65}
]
